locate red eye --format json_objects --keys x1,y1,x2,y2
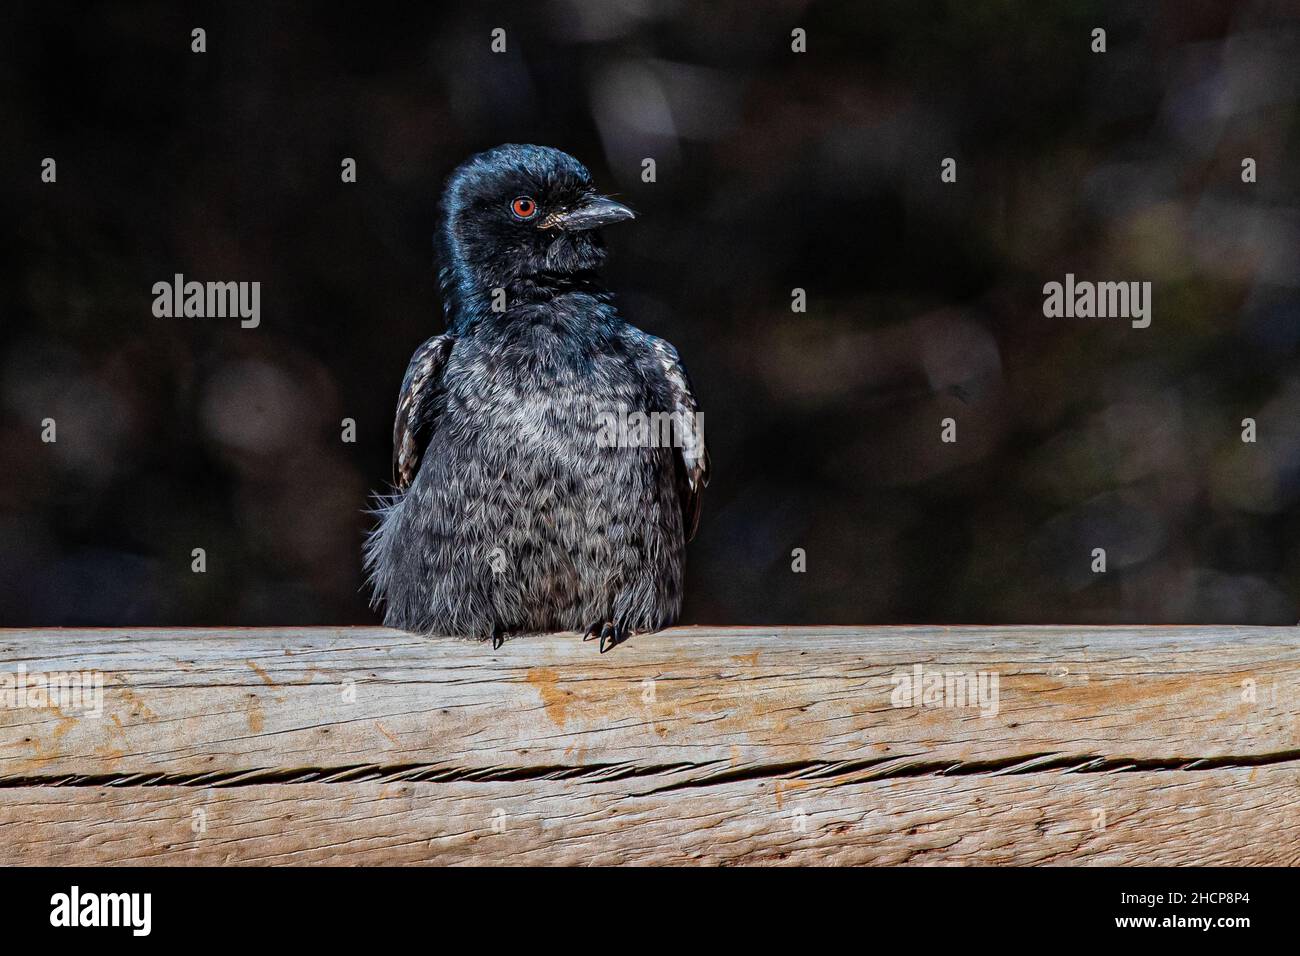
[{"x1": 511, "y1": 196, "x2": 538, "y2": 220}]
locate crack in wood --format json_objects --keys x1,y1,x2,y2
[
  {"x1": 0, "y1": 761, "x2": 705, "y2": 789},
  {"x1": 2, "y1": 747, "x2": 1298, "y2": 791},
  {"x1": 638, "y1": 748, "x2": 1300, "y2": 793}
]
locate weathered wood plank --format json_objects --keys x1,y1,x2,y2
[
  {"x1": 1, "y1": 626, "x2": 1294, "y2": 779},
  {"x1": 3, "y1": 768, "x2": 1294, "y2": 866},
  {"x1": 0, "y1": 626, "x2": 1296, "y2": 864}
]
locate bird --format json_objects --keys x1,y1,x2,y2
[{"x1": 365, "y1": 144, "x2": 708, "y2": 652}]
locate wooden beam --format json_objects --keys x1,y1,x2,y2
[{"x1": 0, "y1": 626, "x2": 1296, "y2": 865}]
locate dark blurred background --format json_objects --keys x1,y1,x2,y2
[{"x1": 2, "y1": 1, "x2": 1298, "y2": 627}]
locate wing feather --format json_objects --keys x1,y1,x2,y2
[
  {"x1": 392, "y1": 334, "x2": 454, "y2": 491},
  {"x1": 649, "y1": 337, "x2": 709, "y2": 541}
]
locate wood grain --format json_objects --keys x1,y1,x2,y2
[{"x1": 0, "y1": 626, "x2": 1296, "y2": 864}]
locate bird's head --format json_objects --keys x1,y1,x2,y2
[{"x1": 436, "y1": 144, "x2": 635, "y2": 318}]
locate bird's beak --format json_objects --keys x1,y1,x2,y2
[{"x1": 541, "y1": 196, "x2": 636, "y2": 231}]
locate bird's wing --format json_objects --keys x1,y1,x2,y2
[
  {"x1": 648, "y1": 337, "x2": 710, "y2": 541},
  {"x1": 392, "y1": 334, "x2": 455, "y2": 491}
]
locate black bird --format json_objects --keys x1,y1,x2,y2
[{"x1": 365, "y1": 145, "x2": 708, "y2": 652}]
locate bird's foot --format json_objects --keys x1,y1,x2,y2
[
  {"x1": 583, "y1": 620, "x2": 630, "y2": 653},
  {"x1": 491, "y1": 625, "x2": 506, "y2": 650}
]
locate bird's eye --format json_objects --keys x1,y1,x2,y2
[{"x1": 511, "y1": 196, "x2": 538, "y2": 220}]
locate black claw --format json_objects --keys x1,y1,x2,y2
[
  {"x1": 583, "y1": 620, "x2": 603, "y2": 642},
  {"x1": 491, "y1": 628, "x2": 505, "y2": 650},
  {"x1": 599, "y1": 622, "x2": 630, "y2": 654}
]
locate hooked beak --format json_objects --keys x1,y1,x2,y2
[{"x1": 541, "y1": 196, "x2": 636, "y2": 231}]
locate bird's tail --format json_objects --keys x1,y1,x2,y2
[{"x1": 361, "y1": 488, "x2": 405, "y2": 613}]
